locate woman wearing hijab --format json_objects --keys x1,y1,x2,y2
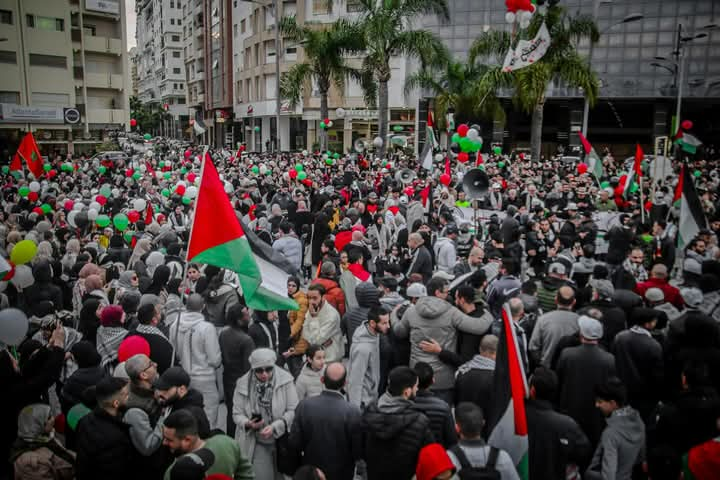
[
  {"x1": 61, "y1": 239, "x2": 81, "y2": 275},
  {"x1": 232, "y1": 348, "x2": 298, "y2": 480},
  {"x1": 127, "y1": 238, "x2": 152, "y2": 271},
  {"x1": 10, "y1": 403, "x2": 75, "y2": 480},
  {"x1": 105, "y1": 235, "x2": 131, "y2": 266},
  {"x1": 72, "y1": 263, "x2": 105, "y2": 319},
  {"x1": 114, "y1": 270, "x2": 139, "y2": 304},
  {"x1": 78, "y1": 298, "x2": 103, "y2": 346},
  {"x1": 144, "y1": 264, "x2": 170, "y2": 296}
]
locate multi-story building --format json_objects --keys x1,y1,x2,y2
[
  {"x1": 420, "y1": 0, "x2": 720, "y2": 156},
  {"x1": 232, "y1": 0, "x2": 418, "y2": 153},
  {"x1": 0, "y1": 0, "x2": 130, "y2": 157},
  {"x1": 129, "y1": 47, "x2": 139, "y2": 97},
  {"x1": 135, "y1": 0, "x2": 189, "y2": 139}
]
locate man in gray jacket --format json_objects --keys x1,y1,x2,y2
[
  {"x1": 433, "y1": 224, "x2": 459, "y2": 274},
  {"x1": 348, "y1": 307, "x2": 390, "y2": 409},
  {"x1": 272, "y1": 222, "x2": 303, "y2": 272},
  {"x1": 394, "y1": 277, "x2": 492, "y2": 405},
  {"x1": 585, "y1": 378, "x2": 645, "y2": 480}
]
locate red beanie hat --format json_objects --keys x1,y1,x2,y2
[
  {"x1": 100, "y1": 304, "x2": 125, "y2": 327},
  {"x1": 416, "y1": 443, "x2": 456, "y2": 480},
  {"x1": 118, "y1": 336, "x2": 150, "y2": 363}
]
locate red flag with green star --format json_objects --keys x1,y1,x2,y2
[{"x1": 11, "y1": 132, "x2": 44, "y2": 178}]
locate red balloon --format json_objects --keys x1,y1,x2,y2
[
  {"x1": 505, "y1": 0, "x2": 518, "y2": 13},
  {"x1": 95, "y1": 195, "x2": 107, "y2": 206},
  {"x1": 187, "y1": 172, "x2": 197, "y2": 183},
  {"x1": 47, "y1": 169, "x2": 57, "y2": 178},
  {"x1": 126, "y1": 168, "x2": 134, "y2": 177},
  {"x1": 28, "y1": 191, "x2": 39, "y2": 202},
  {"x1": 175, "y1": 184, "x2": 186, "y2": 196},
  {"x1": 32, "y1": 206, "x2": 43, "y2": 215},
  {"x1": 302, "y1": 179, "x2": 313, "y2": 187},
  {"x1": 681, "y1": 120, "x2": 693, "y2": 130},
  {"x1": 440, "y1": 173, "x2": 451, "y2": 186},
  {"x1": 457, "y1": 124, "x2": 469, "y2": 137},
  {"x1": 644, "y1": 200, "x2": 653, "y2": 211},
  {"x1": 577, "y1": 162, "x2": 588, "y2": 174},
  {"x1": 128, "y1": 210, "x2": 140, "y2": 223},
  {"x1": 64, "y1": 200, "x2": 74, "y2": 211},
  {"x1": 130, "y1": 118, "x2": 137, "y2": 127},
  {"x1": 385, "y1": 163, "x2": 392, "y2": 170},
  {"x1": 457, "y1": 152, "x2": 469, "y2": 163},
  {"x1": 289, "y1": 169, "x2": 298, "y2": 179},
  {"x1": 324, "y1": 118, "x2": 330, "y2": 125}
]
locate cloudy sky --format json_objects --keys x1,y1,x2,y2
[{"x1": 126, "y1": 0, "x2": 136, "y2": 50}]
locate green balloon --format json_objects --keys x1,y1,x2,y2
[
  {"x1": 498, "y1": 161, "x2": 505, "y2": 168},
  {"x1": 493, "y1": 146, "x2": 502, "y2": 155},
  {"x1": 40, "y1": 204, "x2": 52, "y2": 214},
  {"x1": 600, "y1": 181, "x2": 610, "y2": 188},
  {"x1": 96, "y1": 214, "x2": 111, "y2": 228},
  {"x1": 180, "y1": 167, "x2": 187, "y2": 174},
  {"x1": 295, "y1": 164, "x2": 303, "y2": 172},
  {"x1": 164, "y1": 172, "x2": 171, "y2": 180},
  {"x1": 265, "y1": 169, "x2": 272, "y2": 175},
  {"x1": 144, "y1": 133, "x2": 152, "y2": 140},
  {"x1": 471, "y1": 140, "x2": 482, "y2": 152},
  {"x1": 326, "y1": 151, "x2": 332, "y2": 157},
  {"x1": 298, "y1": 172, "x2": 307, "y2": 180},
  {"x1": 161, "y1": 188, "x2": 170, "y2": 197},
  {"x1": 100, "y1": 185, "x2": 112, "y2": 197},
  {"x1": 694, "y1": 170, "x2": 702, "y2": 178},
  {"x1": 66, "y1": 404, "x2": 91, "y2": 431},
  {"x1": 123, "y1": 230, "x2": 134, "y2": 244},
  {"x1": 182, "y1": 196, "x2": 191, "y2": 205},
  {"x1": 98, "y1": 166, "x2": 107, "y2": 174},
  {"x1": 251, "y1": 166, "x2": 259, "y2": 174},
  {"x1": 319, "y1": 121, "x2": 326, "y2": 129},
  {"x1": 113, "y1": 213, "x2": 129, "y2": 231},
  {"x1": 1, "y1": 166, "x2": 8, "y2": 174},
  {"x1": 452, "y1": 133, "x2": 461, "y2": 144},
  {"x1": 459, "y1": 137, "x2": 473, "y2": 152},
  {"x1": 132, "y1": 172, "x2": 141, "y2": 180},
  {"x1": 19, "y1": 186, "x2": 30, "y2": 197},
  {"x1": 393, "y1": 125, "x2": 404, "y2": 132},
  {"x1": 43, "y1": 164, "x2": 51, "y2": 172},
  {"x1": 325, "y1": 158, "x2": 333, "y2": 165},
  {"x1": 254, "y1": 126, "x2": 260, "y2": 132},
  {"x1": 333, "y1": 153, "x2": 340, "y2": 159},
  {"x1": 11, "y1": 170, "x2": 21, "y2": 179}
]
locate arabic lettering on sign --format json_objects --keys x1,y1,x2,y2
[{"x1": 502, "y1": 22, "x2": 551, "y2": 72}]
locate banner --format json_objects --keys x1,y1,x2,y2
[{"x1": 502, "y1": 22, "x2": 551, "y2": 72}]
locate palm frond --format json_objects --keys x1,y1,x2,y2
[
  {"x1": 555, "y1": 52, "x2": 599, "y2": 105},
  {"x1": 468, "y1": 30, "x2": 512, "y2": 65},
  {"x1": 279, "y1": 62, "x2": 313, "y2": 108},
  {"x1": 392, "y1": 30, "x2": 446, "y2": 66},
  {"x1": 400, "y1": 0, "x2": 450, "y2": 22},
  {"x1": 404, "y1": 70, "x2": 444, "y2": 96}
]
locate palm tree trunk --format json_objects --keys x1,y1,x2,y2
[
  {"x1": 377, "y1": 79, "x2": 389, "y2": 159},
  {"x1": 530, "y1": 99, "x2": 544, "y2": 162},
  {"x1": 320, "y1": 91, "x2": 329, "y2": 152}
]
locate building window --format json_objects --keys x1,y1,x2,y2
[
  {"x1": 285, "y1": 46, "x2": 297, "y2": 54},
  {"x1": 170, "y1": 1, "x2": 174, "y2": 7},
  {"x1": 312, "y1": 0, "x2": 331, "y2": 15},
  {"x1": 0, "y1": 10, "x2": 12, "y2": 25},
  {"x1": 0, "y1": 50, "x2": 17, "y2": 64},
  {"x1": 84, "y1": 25, "x2": 96, "y2": 36},
  {"x1": 170, "y1": 18, "x2": 175, "y2": 25},
  {"x1": 233, "y1": 24, "x2": 238, "y2": 37},
  {"x1": 240, "y1": 19, "x2": 245, "y2": 33},
  {"x1": 172, "y1": 34, "x2": 180, "y2": 42},
  {"x1": 347, "y1": 0, "x2": 363, "y2": 12},
  {"x1": 173, "y1": 51, "x2": 181, "y2": 58},
  {"x1": 0, "y1": 91, "x2": 20, "y2": 103},
  {"x1": 29, "y1": 54, "x2": 67, "y2": 68},
  {"x1": 173, "y1": 67, "x2": 181, "y2": 74},
  {"x1": 26, "y1": 15, "x2": 65, "y2": 31},
  {"x1": 178, "y1": 97, "x2": 186, "y2": 104},
  {"x1": 177, "y1": 19, "x2": 181, "y2": 25}
]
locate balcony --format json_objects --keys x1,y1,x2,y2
[
  {"x1": 84, "y1": 73, "x2": 125, "y2": 90},
  {"x1": 87, "y1": 108, "x2": 127, "y2": 124},
  {"x1": 196, "y1": 71, "x2": 205, "y2": 81},
  {"x1": 84, "y1": 35, "x2": 123, "y2": 55}
]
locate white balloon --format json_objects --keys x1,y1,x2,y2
[
  {"x1": 133, "y1": 199, "x2": 147, "y2": 211},
  {"x1": 89, "y1": 201, "x2": 101, "y2": 211},
  {"x1": 10, "y1": 265, "x2": 34, "y2": 290},
  {"x1": 29, "y1": 181, "x2": 41, "y2": 192},
  {"x1": 111, "y1": 188, "x2": 120, "y2": 198},
  {"x1": 336, "y1": 107, "x2": 345, "y2": 118},
  {"x1": 302, "y1": 150, "x2": 308, "y2": 156},
  {"x1": 176, "y1": 181, "x2": 186, "y2": 188},
  {"x1": 505, "y1": 11, "x2": 516, "y2": 23},
  {"x1": 0, "y1": 308, "x2": 28, "y2": 345},
  {"x1": 373, "y1": 137, "x2": 384, "y2": 148},
  {"x1": 434, "y1": 153, "x2": 444, "y2": 162},
  {"x1": 194, "y1": 177, "x2": 201, "y2": 186},
  {"x1": 327, "y1": 121, "x2": 334, "y2": 128},
  {"x1": 224, "y1": 182, "x2": 233, "y2": 194},
  {"x1": 87, "y1": 209, "x2": 99, "y2": 221},
  {"x1": 185, "y1": 186, "x2": 199, "y2": 199},
  {"x1": 73, "y1": 202, "x2": 84, "y2": 211},
  {"x1": 259, "y1": 165, "x2": 267, "y2": 175},
  {"x1": 520, "y1": 17, "x2": 530, "y2": 29},
  {"x1": 67, "y1": 210, "x2": 78, "y2": 228},
  {"x1": 322, "y1": 153, "x2": 329, "y2": 160},
  {"x1": 522, "y1": 9, "x2": 534, "y2": 21},
  {"x1": 139, "y1": 164, "x2": 147, "y2": 172},
  {"x1": 467, "y1": 128, "x2": 479, "y2": 140}
]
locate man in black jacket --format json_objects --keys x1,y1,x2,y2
[
  {"x1": 407, "y1": 233, "x2": 433, "y2": 283},
  {"x1": 412, "y1": 362, "x2": 457, "y2": 448},
  {"x1": 75, "y1": 376, "x2": 137, "y2": 480},
  {"x1": 289, "y1": 362, "x2": 362, "y2": 480},
  {"x1": 362, "y1": 366, "x2": 434, "y2": 480},
  {"x1": 154, "y1": 366, "x2": 211, "y2": 437},
  {"x1": 526, "y1": 367, "x2": 592, "y2": 479},
  {"x1": 126, "y1": 303, "x2": 175, "y2": 374},
  {"x1": 454, "y1": 335, "x2": 498, "y2": 423}
]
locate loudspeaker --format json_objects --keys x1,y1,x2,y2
[{"x1": 462, "y1": 168, "x2": 489, "y2": 199}]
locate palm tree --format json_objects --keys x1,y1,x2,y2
[
  {"x1": 469, "y1": 4, "x2": 599, "y2": 161},
  {"x1": 279, "y1": 16, "x2": 372, "y2": 151},
  {"x1": 404, "y1": 49, "x2": 510, "y2": 133},
  {"x1": 355, "y1": 0, "x2": 449, "y2": 158}
]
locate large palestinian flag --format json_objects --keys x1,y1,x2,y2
[
  {"x1": 488, "y1": 304, "x2": 529, "y2": 480},
  {"x1": 674, "y1": 162, "x2": 707, "y2": 249},
  {"x1": 187, "y1": 151, "x2": 298, "y2": 311}
]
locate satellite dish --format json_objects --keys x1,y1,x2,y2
[{"x1": 462, "y1": 168, "x2": 489, "y2": 199}]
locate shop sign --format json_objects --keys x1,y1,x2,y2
[
  {"x1": 344, "y1": 108, "x2": 379, "y2": 119},
  {"x1": 0, "y1": 104, "x2": 65, "y2": 123},
  {"x1": 85, "y1": 0, "x2": 120, "y2": 15}
]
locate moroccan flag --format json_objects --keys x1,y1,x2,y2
[
  {"x1": 676, "y1": 162, "x2": 707, "y2": 249},
  {"x1": 187, "y1": 150, "x2": 298, "y2": 311},
  {"x1": 144, "y1": 202, "x2": 154, "y2": 225},
  {"x1": 488, "y1": 304, "x2": 529, "y2": 480},
  {"x1": 577, "y1": 131, "x2": 603, "y2": 181},
  {"x1": 11, "y1": 132, "x2": 44, "y2": 178},
  {"x1": 145, "y1": 161, "x2": 155, "y2": 178},
  {"x1": 675, "y1": 131, "x2": 702, "y2": 154},
  {"x1": 426, "y1": 111, "x2": 439, "y2": 150}
]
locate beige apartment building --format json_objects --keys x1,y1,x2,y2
[{"x1": 0, "y1": 0, "x2": 130, "y2": 157}]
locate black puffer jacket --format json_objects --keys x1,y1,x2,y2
[
  {"x1": 23, "y1": 260, "x2": 63, "y2": 315},
  {"x1": 60, "y1": 366, "x2": 105, "y2": 414},
  {"x1": 412, "y1": 390, "x2": 457, "y2": 448},
  {"x1": 75, "y1": 408, "x2": 138, "y2": 480},
  {"x1": 362, "y1": 394, "x2": 434, "y2": 480},
  {"x1": 344, "y1": 282, "x2": 380, "y2": 348}
]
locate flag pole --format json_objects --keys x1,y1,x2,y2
[
  {"x1": 640, "y1": 174, "x2": 645, "y2": 224},
  {"x1": 185, "y1": 147, "x2": 209, "y2": 263}
]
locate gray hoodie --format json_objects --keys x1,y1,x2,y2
[
  {"x1": 434, "y1": 237, "x2": 457, "y2": 274},
  {"x1": 168, "y1": 311, "x2": 221, "y2": 378},
  {"x1": 348, "y1": 322, "x2": 380, "y2": 408},
  {"x1": 586, "y1": 406, "x2": 645, "y2": 480}
]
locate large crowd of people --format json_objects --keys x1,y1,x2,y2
[{"x1": 1, "y1": 139, "x2": 720, "y2": 480}]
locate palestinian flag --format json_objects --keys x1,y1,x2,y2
[
  {"x1": 577, "y1": 131, "x2": 603, "y2": 181},
  {"x1": 0, "y1": 255, "x2": 11, "y2": 278},
  {"x1": 10, "y1": 132, "x2": 44, "y2": 178},
  {"x1": 675, "y1": 162, "x2": 707, "y2": 249},
  {"x1": 487, "y1": 304, "x2": 529, "y2": 480},
  {"x1": 187, "y1": 150, "x2": 298, "y2": 311},
  {"x1": 675, "y1": 131, "x2": 702, "y2": 154},
  {"x1": 427, "y1": 110, "x2": 439, "y2": 150},
  {"x1": 623, "y1": 143, "x2": 644, "y2": 199}
]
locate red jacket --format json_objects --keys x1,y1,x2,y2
[
  {"x1": 635, "y1": 277, "x2": 684, "y2": 308},
  {"x1": 310, "y1": 277, "x2": 346, "y2": 316},
  {"x1": 334, "y1": 230, "x2": 352, "y2": 253}
]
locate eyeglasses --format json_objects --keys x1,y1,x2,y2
[
  {"x1": 254, "y1": 366, "x2": 273, "y2": 374},
  {"x1": 143, "y1": 361, "x2": 157, "y2": 372}
]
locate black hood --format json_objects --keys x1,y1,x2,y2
[{"x1": 356, "y1": 282, "x2": 380, "y2": 308}]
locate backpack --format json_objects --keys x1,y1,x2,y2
[{"x1": 450, "y1": 445, "x2": 501, "y2": 480}]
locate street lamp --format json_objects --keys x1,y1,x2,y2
[{"x1": 581, "y1": 4, "x2": 644, "y2": 136}]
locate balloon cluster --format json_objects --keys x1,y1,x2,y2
[
  {"x1": 449, "y1": 124, "x2": 482, "y2": 161},
  {"x1": 319, "y1": 118, "x2": 334, "y2": 130},
  {"x1": 506, "y1": 0, "x2": 536, "y2": 28}
]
